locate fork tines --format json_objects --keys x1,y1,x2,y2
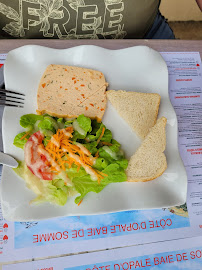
[{"x1": 0, "y1": 88, "x2": 25, "y2": 108}]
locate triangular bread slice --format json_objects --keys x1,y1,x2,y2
[
  {"x1": 107, "y1": 90, "x2": 161, "y2": 139},
  {"x1": 127, "y1": 117, "x2": 167, "y2": 182}
]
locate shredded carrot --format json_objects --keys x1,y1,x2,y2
[
  {"x1": 97, "y1": 127, "x2": 105, "y2": 144},
  {"x1": 44, "y1": 126, "x2": 107, "y2": 184},
  {"x1": 101, "y1": 142, "x2": 112, "y2": 146},
  {"x1": 95, "y1": 150, "x2": 99, "y2": 157},
  {"x1": 50, "y1": 166, "x2": 60, "y2": 172},
  {"x1": 78, "y1": 200, "x2": 83, "y2": 206},
  {"x1": 89, "y1": 167, "x2": 105, "y2": 180},
  {"x1": 66, "y1": 127, "x2": 74, "y2": 133},
  {"x1": 20, "y1": 132, "x2": 30, "y2": 140},
  {"x1": 42, "y1": 83, "x2": 46, "y2": 88},
  {"x1": 46, "y1": 149, "x2": 56, "y2": 160},
  {"x1": 95, "y1": 169, "x2": 108, "y2": 177},
  {"x1": 82, "y1": 155, "x2": 93, "y2": 166}
]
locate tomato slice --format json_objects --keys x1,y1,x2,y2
[{"x1": 24, "y1": 131, "x2": 53, "y2": 180}]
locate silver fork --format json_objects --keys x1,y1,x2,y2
[{"x1": 0, "y1": 89, "x2": 25, "y2": 108}]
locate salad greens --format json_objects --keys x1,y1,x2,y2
[
  {"x1": 13, "y1": 113, "x2": 128, "y2": 206},
  {"x1": 72, "y1": 164, "x2": 127, "y2": 204},
  {"x1": 20, "y1": 114, "x2": 43, "y2": 130},
  {"x1": 13, "y1": 132, "x2": 30, "y2": 149},
  {"x1": 14, "y1": 161, "x2": 71, "y2": 206}
]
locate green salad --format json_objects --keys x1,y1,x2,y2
[{"x1": 13, "y1": 114, "x2": 128, "y2": 206}]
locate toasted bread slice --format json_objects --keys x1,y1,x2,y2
[
  {"x1": 107, "y1": 90, "x2": 161, "y2": 139},
  {"x1": 127, "y1": 117, "x2": 167, "y2": 182},
  {"x1": 37, "y1": 65, "x2": 108, "y2": 121}
]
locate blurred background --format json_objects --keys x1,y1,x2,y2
[{"x1": 160, "y1": 0, "x2": 202, "y2": 39}]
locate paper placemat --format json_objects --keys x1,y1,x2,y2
[
  {"x1": 3, "y1": 235, "x2": 202, "y2": 269},
  {"x1": 0, "y1": 51, "x2": 202, "y2": 263}
]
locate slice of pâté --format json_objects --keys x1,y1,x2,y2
[{"x1": 37, "y1": 65, "x2": 108, "y2": 121}]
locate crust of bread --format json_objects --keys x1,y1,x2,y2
[
  {"x1": 153, "y1": 94, "x2": 161, "y2": 128},
  {"x1": 126, "y1": 117, "x2": 167, "y2": 182},
  {"x1": 127, "y1": 160, "x2": 167, "y2": 182}
]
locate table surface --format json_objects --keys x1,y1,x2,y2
[
  {"x1": 0, "y1": 39, "x2": 202, "y2": 55},
  {"x1": 0, "y1": 38, "x2": 202, "y2": 268}
]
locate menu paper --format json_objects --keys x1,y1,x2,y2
[
  {"x1": 161, "y1": 52, "x2": 202, "y2": 228},
  {"x1": 0, "y1": 52, "x2": 202, "y2": 263},
  {"x1": 3, "y1": 236, "x2": 202, "y2": 269},
  {"x1": 0, "y1": 54, "x2": 6, "y2": 150},
  {"x1": 0, "y1": 54, "x2": 6, "y2": 87}
]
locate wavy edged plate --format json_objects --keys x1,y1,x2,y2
[{"x1": 1, "y1": 45, "x2": 187, "y2": 221}]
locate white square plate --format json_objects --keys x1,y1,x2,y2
[{"x1": 1, "y1": 45, "x2": 187, "y2": 221}]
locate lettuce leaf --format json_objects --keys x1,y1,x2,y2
[
  {"x1": 14, "y1": 162, "x2": 69, "y2": 206},
  {"x1": 43, "y1": 136, "x2": 51, "y2": 147},
  {"x1": 86, "y1": 122, "x2": 105, "y2": 142},
  {"x1": 64, "y1": 120, "x2": 73, "y2": 127},
  {"x1": 93, "y1": 157, "x2": 108, "y2": 171},
  {"x1": 73, "y1": 176, "x2": 104, "y2": 204},
  {"x1": 13, "y1": 132, "x2": 30, "y2": 149},
  {"x1": 66, "y1": 166, "x2": 87, "y2": 179},
  {"x1": 83, "y1": 141, "x2": 98, "y2": 155},
  {"x1": 73, "y1": 115, "x2": 92, "y2": 140},
  {"x1": 73, "y1": 164, "x2": 127, "y2": 204},
  {"x1": 110, "y1": 139, "x2": 121, "y2": 152},
  {"x1": 38, "y1": 116, "x2": 58, "y2": 135},
  {"x1": 20, "y1": 114, "x2": 43, "y2": 130},
  {"x1": 98, "y1": 139, "x2": 122, "y2": 162},
  {"x1": 77, "y1": 114, "x2": 92, "y2": 133},
  {"x1": 57, "y1": 118, "x2": 65, "y2": 129},
  {"x1": 52, "y1": 179, "x2": 65, "y2": 188},
  {"x1": 13, "y1": 160, "x2": 24, "y2": 175},
  {"x1": 72, "y1": 131, "x2": 85, "y2": 140},
  {"x1": 31, "y1": 184, "x2": 68, "y2": 206},
  {"x1": 101, "y1": 163, "x2": 127, "y2": 184},
  {"x1": 99, "y1": 147, "x2": 117, "y2": 163},
  {"x1": 100, "y1": 129, "x2": 112, "y2": 143},
  {"x1": 115, "y1": 159, "x2": 128, "y2": 170}
]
